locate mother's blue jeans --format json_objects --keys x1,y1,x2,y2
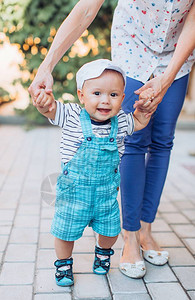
[{"x1": 120, "y1": 74, "x2": 189, "y2": 231}]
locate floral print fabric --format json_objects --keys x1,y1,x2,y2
[{"x1": 111, "y1": 0, "x2": 195, "y2": 82}]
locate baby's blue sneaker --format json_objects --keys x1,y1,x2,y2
[
  {"x1": 54, "y1": 258, "x2": 74, "y2": 286},
  {"x1": 93, "y1": 246, "x2": 114, "y2": 275}
]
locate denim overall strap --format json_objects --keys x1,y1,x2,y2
[
  {"x1": 109, "y1": 115, "x2": 118, "y2": 141},
  {"x1": 80, "y1": 109, "x2": 93, "y2": 139},
  {"x1": 80, "y1": 108, "x2": 118, "y2": 141}
]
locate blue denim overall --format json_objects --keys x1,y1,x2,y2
[{"x1": 51, "y1": 109, "x2": 121, "y2": 241}]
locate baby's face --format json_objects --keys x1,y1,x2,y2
[{"x1": 77, "y1": 70, "x2": 125, "y2": 122}]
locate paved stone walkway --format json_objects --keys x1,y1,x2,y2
[{"x1": 0, "y1": 125, "x2": 195, "y2": 300}]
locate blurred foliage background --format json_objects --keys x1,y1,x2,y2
[{"x1": 0, "y1": 0, "x2": 117, "y2": 113}]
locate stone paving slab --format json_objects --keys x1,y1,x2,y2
[
  {"x1": 158, "y1": 202, "x2": 179, "y2": 213},
  {"x1": 161, "y1": 212, "x2": 190, "y2": 224},
  {"x1": 41, "y1": 207, "x2": 55, "y2": 219},
  {"x1": 73, "y1": 237, "x2": 96, "y2": 253},
  {"x1": 0, "y1": 253, "x2": 3, "y2": 263},
  {"x1": 0, "y1": 236, "x2": 9, "y2": 252},
  {"x1": 0, "y1": 210, "x2": 15, "y2": 221},
  {"x1": 107, "y1": 269, "x2": 147, "y2": 294},
  {"x1": 17, "y1": 204, "x2": 40, "y2": 216},
  {"x1": 73, "y1": 254, "x2": 94, "y2": 273},
  {"x1": 35, "y1": 294, "x2": 72, "y2": 300},
  {"x1": 164, "y1": 247, "x2": 195, "y2": 266},
  {"x1": 0, "y1": 126, "x2": 195, "y2": 299},
  {"x1": 174, "y1": 201, "x2": 195, "y2": 210},
  {"x1": 4, "y1": 244, "x2": 37, "y2": 262},
  {"x1": 9, "y1": 227, "x2": 39, "y2": 244},
  {"x1": 39, "y1": 233, "x2": 55, "y2": 249},
  {"x1": 0, "y1": 286, "x2": 33, "y2": 300},
  {"x1": 143, "y1": 262, "x2": 177, "y2": 283},
  {"x1": 37, "y1": 249, "x2": 56, "y2": 269},
  {"x1": 183, "y1": 238, "x2": 195, "y2": 254},
  {"x1": 14, "y1": 215, "x2": 40, "y2": 228},
  {"x1": 151, "y1": 218, "x2": 172, "y2": 232},
  {"x1": 150, "y1": 232, "x2": 183, "y2": 247},
  {"x1": 113, "y1": 294, "x2": 151, "y2": 300},
  {"x1": 182, "y1": 210, "x2": 195, "y2": 221},
  {"x1": 171, "y1": 224, "x2": 195, "y2": 238},
  {"x1": 188, "y1": 291, "x2": 195, "y2": 300},
  {"x1": 0, "y1": 225, "x2": 12, "y2": 235},
  {"x1": 35, "y1": 269, "x2": 71, "y2": 293},
  {"x1": 0, "y1": 262, "x2": 35, "y2": 285},
  {"x1": 73, "y1": 274, "x2": 111, "y2": 299},
  {"x1": 147, "y1": 282, "x2": 189, "y2": 300},
  {"x1": 172, "y1": 267, "x2": 195, "y2": 290}
]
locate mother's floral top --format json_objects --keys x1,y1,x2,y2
[{"x1": 111, "y1": 0, "x2": 195, "y2": 83}]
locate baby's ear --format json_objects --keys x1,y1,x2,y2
[{"x1": 77, "y1": 89, "x2": 84, "y2": 104}]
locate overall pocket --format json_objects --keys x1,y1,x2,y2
[{"x1": 56, "y1": 174, "x2": 76, "y2": 209}]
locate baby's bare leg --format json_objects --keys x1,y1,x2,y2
[
  {"x1": 55, "y1": 237, "x2": 74, "y2": 259},
  {"x1": 98, "y1": 234, "x2": 118, "y2": 249}
]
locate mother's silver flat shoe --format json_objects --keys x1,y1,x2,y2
[
  {"x1": 142, "y1": 249, "x2": 169, "y2": 266},
  {"x1": 119, "y1": 260, "x2": 146, "y2": 278}
]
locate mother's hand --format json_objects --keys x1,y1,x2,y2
[
  {"x1": 28, "y1": 67, "x2": 54, "y2": 105},
  {"x1": 133, "y1": 74, "x2": 171, "y2": 114}
]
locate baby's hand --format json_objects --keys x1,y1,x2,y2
[
  {"x1": 139, "y1": 88, "x2": 154, "y2": 107},
  {"x1": 134, "y1": 88, "x2": 155, "y2": 111},
  {"x1": 34, "y1": 89, "x2": 55, "y2": 112}
]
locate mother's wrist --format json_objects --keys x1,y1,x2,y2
[
  {"x1": 161, "y1": 71, "x2": 175, "y2": 90},
  {"x1": 39, "y1": 60, "x2": 53, "y2": 74},
  {"x1": 35, "y1": 65, "x2": 52, "y2": 81},
  {"x1": 163, "y1": 65, "x2": 178, "y2": 87}
]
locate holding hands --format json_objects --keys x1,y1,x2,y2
[
  {"x1": 33, "y1": 89, "x2": 56, "y2": 116},
  {"x1": 36, "y1": 89, "x2": 55, "y2": 109},
  {"x1": 133, "y1": 87, "x2": 156, "y2": 131},
  {"x1": 136, "y1": 87, "x2": 157, "y2": 118},
  {"x1": 133, "y1": 73, "x2": 172, "y2": 117}
]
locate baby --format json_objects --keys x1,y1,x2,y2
[{"x1": 34, "y1": 59, "x2": 154, "y2": 286}]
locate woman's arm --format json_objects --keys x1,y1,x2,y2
[
  {"x1": 28, "y1": 0, "x2": 105, "y2": 98},
  {"x1": 163, "y1": 1, "x2": 195, "y2": 85},
  {"x1": 134, "y1": 1, "x2": 195, "y2": 113}
]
